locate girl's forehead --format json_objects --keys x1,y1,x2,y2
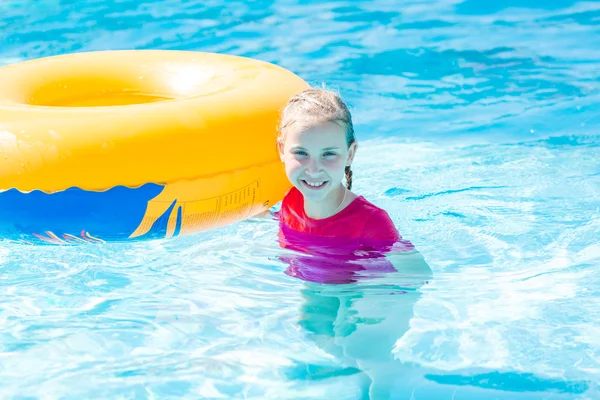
[{"x1": 285, "y1": 121, "x2": 346, "y2": 147}]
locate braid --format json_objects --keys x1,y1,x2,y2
[{"x1": 345, "y1": 166, "x2": 353, "y2": 190}]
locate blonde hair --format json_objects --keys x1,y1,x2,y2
[{"x1": 278, "y1": 88, "x2": 356, "y2": 190}]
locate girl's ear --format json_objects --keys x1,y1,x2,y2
[
  {"x1": 277, "y1": 138, "x2": 285, "y2": 162},
  {"x1": 346, "y1": 142, "x2": 358, "y2": 166}
]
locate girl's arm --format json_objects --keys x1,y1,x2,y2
[
  {"x1": 252, "y1": 205, "x2": 280, "y2": 220},
  {"x1": 254, "y1": 209, "x2": 275, "y2": 219},
  {"x1": 385, "y1": 249, "x2": 433, "y2": 281}
]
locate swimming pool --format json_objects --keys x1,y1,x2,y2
[{"x1": 1, "y1": 0, "x2": 599, "y2": 398}]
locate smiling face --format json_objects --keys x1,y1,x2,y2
[{"x1": 279, "y1": 121, "x2": 357, "y2": 204}]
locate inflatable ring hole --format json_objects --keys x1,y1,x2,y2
[
  {"x1": 20, "y1": 69, "x2": 187, "y2": 108},
  {"x1": 1, "y1": 54, "x2": 250, "y2": 108},
  {"x1": 32, "y1": 90, "x2": 176, "y2": 107}
]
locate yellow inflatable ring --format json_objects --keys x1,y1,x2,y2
[{"x1": 0, "y1": 50, "x2": 308, "y2": 244}]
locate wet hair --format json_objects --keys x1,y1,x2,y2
[{"x1": 279, "y1": 88, "x2": 356, "y2": 190}]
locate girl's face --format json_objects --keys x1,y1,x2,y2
[{"x1": 279, "y1": 121, "x2": 357, "y2": 203}]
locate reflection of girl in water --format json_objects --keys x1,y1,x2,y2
[
  {"x1": 272, "y1": 88, "x2": 431, "y2": 398},
  {"x1": 278, "y1": 223, "x2": 416, "y2": 285}
]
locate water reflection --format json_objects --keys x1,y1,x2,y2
[{"x1": 277, "y1": 224, "x2": 432, "y2": 398}]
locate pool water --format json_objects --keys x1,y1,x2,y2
[{"x1": 1, "y1": 0, "x2": 599, "y2": 399}]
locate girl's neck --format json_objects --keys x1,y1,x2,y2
[{"x1": 304, "y1": 183, "x2": 355, "y2": 220}]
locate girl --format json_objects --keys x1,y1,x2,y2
[
  {"x1": 274, "y1": 88, "x2": 431, "y2": 398},
  {"x1": 277, "y1": 88, "x2": 399, "y2": 241},
  {"x1": 274, "y1": 88, "x2": 426, "y2": 283},
  {"x1": 277, "y1": 88, "x2": 410, "y2": 246}
]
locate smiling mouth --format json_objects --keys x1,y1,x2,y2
[{"x1": 301, "y1": 179, "x2": 328, "y2": 189}]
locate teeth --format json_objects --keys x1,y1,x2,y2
[{"x1": 305, "y1": 181, "x2": 324, "y2": 187}]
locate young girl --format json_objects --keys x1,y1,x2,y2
[
  {"x1": 275, "y1": 88, "x2": 424, "y2": 283},
  {"x1": 277, "y1": 89, "x2": 407, "y2": 244},
  {"x1": 275, "y1": 89, "x2": 431, "y2": 398}
]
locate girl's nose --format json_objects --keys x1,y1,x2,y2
[{"x1": 305, "y1": 159, "x2": 322, "y2": 175}]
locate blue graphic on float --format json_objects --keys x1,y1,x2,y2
[
  {"x1": 134, "y1": 199, "x2": 183, "y2": 241},
  {"x1": 0, "y1": 183, "x2": 168, "y2": 244}
]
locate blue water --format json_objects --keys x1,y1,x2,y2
[{"x1": 1, "y1": 0, "x2": 600, "y2": 399}]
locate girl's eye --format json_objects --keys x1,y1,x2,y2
[
  {"x1": 323, "y1": 151, "x2": 337, "y2": 158},
  {"x1": 293, "y1": 150, "x2": 308, "y2": 157}
]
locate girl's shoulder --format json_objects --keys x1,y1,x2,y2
[{"x1": 350, "y1": 196, "x2": 400, "y2": 241}]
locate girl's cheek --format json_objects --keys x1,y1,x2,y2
[
  {"x1": 284, "y1": 158, "x2": 304, "y2": 170},
  {"x1": 323, "y1": 158, "x2": 343, "y2": 168}
]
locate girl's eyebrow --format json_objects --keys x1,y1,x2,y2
[{"x1": 289, "y1": 146, "x2": 341, "y2": 151}]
